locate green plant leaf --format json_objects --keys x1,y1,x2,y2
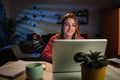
[{"x1": 74, "y1": 50, "x2": 109, "y2": 68}]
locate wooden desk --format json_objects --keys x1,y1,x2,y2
[
  {"x1": 0, "y1": 61, "x2": 53, "y2": 80},
  {"x1": 0, "y1": 61, "x2": 120, "y2": 80}
]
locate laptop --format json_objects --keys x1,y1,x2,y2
[{"x1": 52, "y1": 39, "x2": 107, "y2": 73}]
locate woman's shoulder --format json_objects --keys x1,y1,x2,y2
[
  {"x1": 47, "y1": 34, "x2": 60, "y2": 42},
  {"x1": 50, "y1": 33, "x2": 60, "y2": 39},
  {"x1": 80, "y1": 36, "x2": 85, "y2": 39}
]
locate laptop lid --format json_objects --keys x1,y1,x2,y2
[{"x1": 52, "y1": 39, "x2": 107, "y2": 73}]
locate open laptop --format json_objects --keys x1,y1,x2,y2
[{"x1": 52, "y1": 39, "x2": 108, "y2": 73}]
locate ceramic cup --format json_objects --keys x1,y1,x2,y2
[{"x1": 26, "y1": 63, "x2": 44, "y2": 80}]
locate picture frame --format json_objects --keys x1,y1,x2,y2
[{"x1": 76, "y1": 9, "x2": 89, "y2": 24}]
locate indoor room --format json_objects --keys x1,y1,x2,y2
[{"x1": 0, "y1": 0, "x2": 120, "y2": 80}]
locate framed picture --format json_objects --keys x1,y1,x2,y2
[{"x1": 75, "y1": 9, "x2": 89, "y2": 24}]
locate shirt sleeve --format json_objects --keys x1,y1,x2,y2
[{"x1": 40, "y1": 34, "x2": 58, "y2": 63}]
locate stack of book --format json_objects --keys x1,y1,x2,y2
[{"x1": 108, "y1": 58, "x2": 120, "y2": 74}]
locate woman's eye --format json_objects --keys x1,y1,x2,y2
[
  {"x1": 64, "y1": 23, "x2": 69, "y2": 26},
  {"x1": 64, "y1": 23, "x2": 76, "y2": 27},
  {"x1": 72, "y1": 24, "x2": 76, "y2": 27}
]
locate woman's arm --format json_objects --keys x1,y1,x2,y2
[{"x1": 40, "y1": 34, "x2": 59, "y2": 63}]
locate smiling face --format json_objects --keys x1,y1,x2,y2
[
  {"x1": 63, "y1": 18, "x2": 76, "y2": 39},
  {"x1": 60, "y1": 13, "x2": 81, "y2": 39}
]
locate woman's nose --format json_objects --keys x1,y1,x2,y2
[{"x1": 68, "y1": 25, "x2": 72, "y2": 29}]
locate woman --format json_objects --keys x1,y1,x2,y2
[{"x1": 40, "y1": 13, "x2": 84, "y2": 63}]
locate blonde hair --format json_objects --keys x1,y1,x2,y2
[{"x1": 59, "y1": 13, "x2": 81, "y2": 39}]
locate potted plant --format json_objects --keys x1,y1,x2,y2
[{"x1": 74, "y1": 50, "x2": 109, "y2": 80}]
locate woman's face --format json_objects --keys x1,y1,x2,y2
[{"x1": 63, "y1": 18, "x2": 76, "y2": 39}]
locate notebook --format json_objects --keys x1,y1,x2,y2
[
  {"x1": 52, "y1": 39, "x2": 108, "y2": 73},
  {"x1": 0, "y1": 60, "x2": 46, "y2": 79},
  {"x1": 0, "y1": 60, "x2": 28, "y2": 79}
]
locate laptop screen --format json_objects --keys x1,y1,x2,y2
[{"x1": 52, "y1": 39, "x2": 107, "y2": 73}]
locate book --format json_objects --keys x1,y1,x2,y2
[
  {"x1": 108, "y1": 58, "x2": 120, "y2": 74},
  {"x1": 0, "y1": 60, "x2": 31, "y2": 79},
  {"x1": 108, "y1": 58, "x2": 120, "y2": 64}
]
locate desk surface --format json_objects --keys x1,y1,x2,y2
[{"x1": 0, "y1": 61, "x2": 120, "y2": 80}]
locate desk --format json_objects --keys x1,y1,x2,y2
[
  {"x1": 0, "y1": 61, "x2": 120, "y2": 80},
  {"x1": 0, "y1": 61, "x2": 52, "y2": 80}
]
